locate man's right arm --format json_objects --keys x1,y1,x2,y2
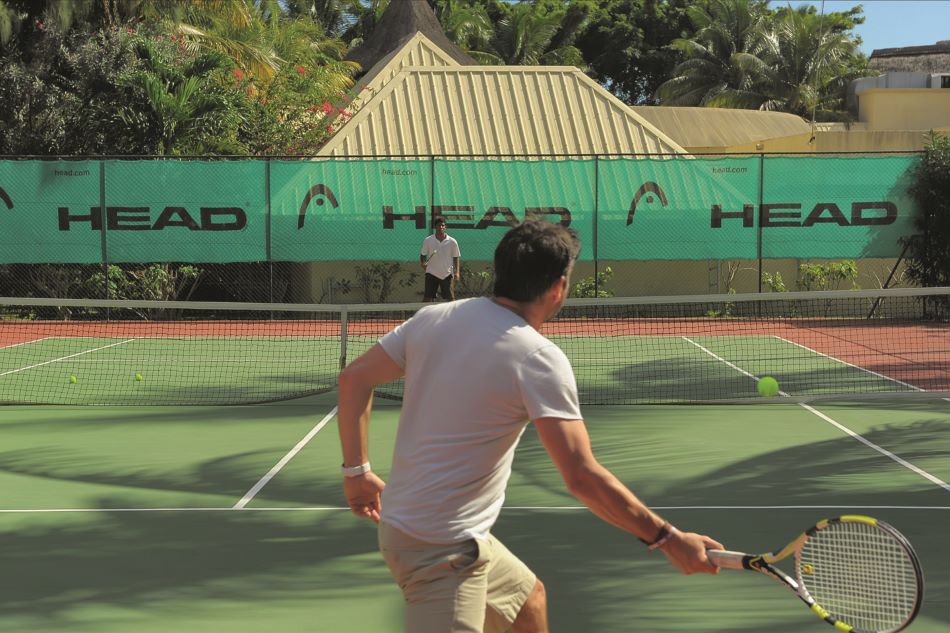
[
  {"x1": 337, "y1": 343, "x2": 404, "y2": 522},
  {"x1": 534, "y1": 417, "x2": 723, "y2": 575}
]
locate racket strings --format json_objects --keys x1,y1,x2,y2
[{"x1": 799, "y1": 522, "x2": 920, "y2": 632}]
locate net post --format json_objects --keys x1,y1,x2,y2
[{"x1": 867, "y1": 239, "x2": 911, "y2": 319}]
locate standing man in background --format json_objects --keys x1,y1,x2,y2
[{"x1": 420, "y1": 216, "x2": 460, "y2": 301}]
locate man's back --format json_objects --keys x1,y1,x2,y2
[{"x1": 379, "y1": 297, "x2": 579, "y2": 544}]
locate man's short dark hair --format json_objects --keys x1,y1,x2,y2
[
  {"x1": 493, "y1": 219, "x2": 580, "y2": 302},
  {"x1": 433, "y1": 216, "x2": 446, "y2": 227}
]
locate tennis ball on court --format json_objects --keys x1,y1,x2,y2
[
  {"x1": 757, "y1": 376, "x2": 779, "y2": 397},
  {"x1": 134, "y1": 373, "x2": 143, "y2": 382},
  {"x1": 68, "y1": 375, "x2": 77, "y2": 384}
]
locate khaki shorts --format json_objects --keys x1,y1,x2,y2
[{"x1": 378, "y1": 521, "x2": 537, "y2": 633}]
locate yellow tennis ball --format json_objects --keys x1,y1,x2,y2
[
  {"x1": 135, "y1": 373, "x2": 143, "y2": 382},
  {"x1": 68, "y1": 375, "x2": 77, "y2": 384},
  {"x1": 757, "y1": 376, "x2": 779, "y2": 397}
]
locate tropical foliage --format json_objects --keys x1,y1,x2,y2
[
  {"x1": 0, "y1": 0, "x2": 357, "y2": 155},
  {"x1": 0, "y1": 0, "x2": 873, "y2": 157},
  {"x1": 655, "y1": 0, "x2": 867, "y2": 118},
  {"x1": 907, "y1": 132, "x2": 950, "y2": 300}
]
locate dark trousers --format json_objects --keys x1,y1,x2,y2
[{"x1": 424, "y1": 273, "x2": 455, "y2": 301}]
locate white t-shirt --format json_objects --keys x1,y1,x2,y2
[
  {"x1": 378, "y1": 297, "x2": 582, "y2": 544},
  {"x1": 421, "y1": 234, "x2": 460, "y2": 280}
]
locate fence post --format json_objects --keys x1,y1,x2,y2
[
  {"x1": 757, "y1": 153, "x2": 765, "y2": 294},
  {"x1": 265, "y1": 157, "x2": 273, "y2": 308},
  {"x1": 593, "y1": 155, "x2": 599, "y2": 297},
  {"x1": 99, "y1": 159, "x2": 109, "y2": 308}
]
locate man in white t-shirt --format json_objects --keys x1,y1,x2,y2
[
  {"x1": 338, "y1": 220, "x2": 723, "y2": 633},
  {"x1": 420, "y1": 216, "x2": 460, "y2": 301}
]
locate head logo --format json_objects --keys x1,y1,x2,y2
[
  {"x1": 626, "y1": 182, "x2": 668, "y2": 226},
  {"x1": 0, "y1": 187, "x2": 12, "y2": 210},
  {"x1": 298, "y1": 184, "x2": 339, "y2": 228}
]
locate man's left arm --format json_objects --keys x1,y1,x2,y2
[{"x1": 337, "y1": 343, "x2": 404, "y2": 522}]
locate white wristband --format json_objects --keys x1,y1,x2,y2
[{"x1": 341, "y1": 461, "x2": 371, "y2": 478}]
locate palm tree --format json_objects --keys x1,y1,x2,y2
[
  {"x1": 487, "y1": 1, "x2": 584, "y2": 66},
  {"x1": 0, "y1": 3, "x2": 23, "y2": 46},
  {"x1": 433, "y1": 0, "x2": 493, "y2": 59},
  {"x1": 122, "y1": 38, "x2": 245, "y2": 155},
  {"x1": 655, "y1": 0, "x2": 771, "y2": 108},
  {"x1": 341, "y1": 0, "x2": 388, "y2": 49},
  {"x1": 756, "y1": 5, "x2": 861, "y2": 118}
]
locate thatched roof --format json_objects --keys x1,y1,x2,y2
[
  {"x1": 869, "y1": 41, "x2": 950, "y2": 73},
  {"x1": 345, "y1": 0, "x2": 476, "y2": 76}
]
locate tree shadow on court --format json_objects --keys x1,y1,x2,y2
[
  {"x1": 1, "y1": 407, "x2": 946, "y2": 631},
  {"x1": 0, "y1": 399, "x2": 332, "y2": 433},
  {"x1": 595, "y1": 356, "x2": 949, "y2": 405},
  {"x1": 0, "y1": 502, "x2": 402, "y2": 631},
  {"x1": 0, "y1": 443, "x2": 353, "y2": 508},
  {"x1": 508, "y1": 419, "x2": 950, "y2": 631}
]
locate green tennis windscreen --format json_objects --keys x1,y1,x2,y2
[
  {"x1": 0, "y1": 288, "x2": 946, "y2": 405},
  {"x1": 0, "y1": 155, "x2": 919, "y2": 263}
]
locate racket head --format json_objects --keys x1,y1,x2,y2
[{"x1": 794, "y1": 515, "x2": 924, "y2": 633}]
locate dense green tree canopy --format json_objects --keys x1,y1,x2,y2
[
  {"x1": 655, "y1": 0, "x2": 866, "y2": 117},
  {"x1": 0, "y1": 0, "x2": 871, "y2": 156}
]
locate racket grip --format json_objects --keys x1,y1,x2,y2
[{"x1": 706, "y1": 549, "x2": 749, "y2": 570}]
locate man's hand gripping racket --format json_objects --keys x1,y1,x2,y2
[{"x1": 708, "y1": 515, "x2": 924, "y2": 633}]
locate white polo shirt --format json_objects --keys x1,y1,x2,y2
[
  {"x1": 378, "y1": 297, "x2": 582, "y2": 544},
  {"x1": 421, "y1": 234, "x2": 460, "y2": 280}
]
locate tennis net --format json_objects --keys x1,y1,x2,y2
[{"x1": 0, "y1": 287, "x2": 947, "y2": 406}]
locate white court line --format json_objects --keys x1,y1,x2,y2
[
  {"x1": 232, "y1": 405, "x2": 338, "y2": 509},
  {"x1": 0, "y1": 337, "x2": 51, "y2": 350},
  {"x1": 774, "y1": 335, "x2": 924, "y2": 391},
  {"x1": 0, "y1": 338, "x2": 137, "y2": 376},
  {"x1": 2, "y1": 504, "x2": 949, "y2": 514},
  {"x1": 683, "y1": 336, "x2": 950, "y2": 493},
  {"x1": 801, "y1": 402, "x2": 950, "y2": 492},
  {"x1": 683, "y1": 337, "x2": 759, "y2": 382}
]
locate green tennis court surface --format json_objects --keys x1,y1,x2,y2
[
  {"x1": 0, "y1": 331, "x2": 930, "y2": 406},
  {"x1": 1, "y1": 392, "x2": 948, "y2": 632}
]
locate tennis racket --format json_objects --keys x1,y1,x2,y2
[{"x1": 708, "y1": 515, "x2": 923, "y2": 633}]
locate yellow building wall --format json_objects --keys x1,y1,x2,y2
[
  {"x1": 720, "y1": 128, "x2": 950, "y2": 154},
  {"x1": 721, "y1": 133, "x2": 814, "y2": 154},
  {"x1": 813, "y1": 130, "x2": 935, "y2": 152},
  {"x1": 858, "y1": 89, "x2": 950, "y2": 131},
  {"x1": 290, "y1": 257, "x2": 908, "y2": 304}
]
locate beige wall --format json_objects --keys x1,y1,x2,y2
[
  {"x1": 708, "y1": 129, "x2": 946, "y2": 154},
  {"x1": 577, "y1": 259, "x2": 907, "y2": 297},
  {"x1": 813, "y1": 130, "x2": 937, "y2": 152},
  {"x1": 291, "y1": 257, "x2": 909, "y2": 304},
  {"x1": 858, "y1": 89, "x2": 950, "y2": 131}
]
